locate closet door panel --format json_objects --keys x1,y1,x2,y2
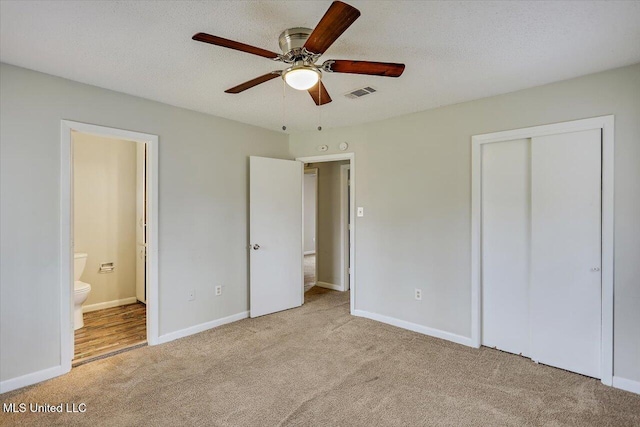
[
  {"x1": 530, "y1": 129, "x2": 602, "y2": 378},
  {"x1": 481, "y1": 139, "x2": 531, "y2": 356}
]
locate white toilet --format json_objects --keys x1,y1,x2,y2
[{"x1": 74, "y1": 253, "x2": 92, "y2": 330}]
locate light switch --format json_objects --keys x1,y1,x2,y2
[{"x1": 357, "y1": 207, "x2": 364, "y2": 217}]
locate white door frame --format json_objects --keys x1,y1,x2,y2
[
  {"x1": 60, "y1": 120, "x2": 159, "y2": 373},
  {"x1": 471, "y1": 115, "x2": 614, "y2": 386},
  {"x1": 136, "y1": 143, "x2": 147, "y2": 303},
  {"x1": 340, "y1": 164, "x2": 350, "y2": 291},
  {"x1": 303, "y1": 168, "x2": 319, "y2": 256},
  {"x1": 297, "y1": 153, "x2": 356, "y2": 313}
]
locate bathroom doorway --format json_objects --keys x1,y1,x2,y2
[
  {"x1": 60, "y1": 121, "x2": 159, "y2": 371},
  {"x1": 72, "y1": 132, "x2": 145, "y2": 364}
]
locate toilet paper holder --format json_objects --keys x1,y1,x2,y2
[{"x1": 99, "y1": 262, "x2": 115, "y2": 273}]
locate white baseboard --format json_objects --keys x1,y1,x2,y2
[
  {"x1": 157, "y1": 311, "x2": 249, "y2": 345},
  {"x1": 83, "y1": 297, "x2": 138, "y2": 313},
  {"x1": 613, "y1": 376, "x2": 640, "y2": 395},
  {"x1": 304, "y1": 250, "x2": 316, "y2": 255},
  {"x1": 352, "y1": 309, "x2": 474, "y2": 348},
  {"x1": 317, "y1": 281, "x2": 343, "y2": 291},
  {"x1": 0, "y1": 364, "x2": 69, "y2": 394}
]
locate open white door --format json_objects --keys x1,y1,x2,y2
[
  {"x1": 136, "y1": 143, "x2": 146, "y2": 303},
  {"x1": 250, "y1": 156, "x2": 303, "y2": 318}
]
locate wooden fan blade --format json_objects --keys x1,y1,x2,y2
[
  {"x1": 325, "y1": 60, "x2": 405, "y2": 77},
  {"x1": 193, "y1": 33, "x2": 280, "y2": 60},
  {"x1": 225, "y1": 73, "x2": 281, "y2": 94},
  {"x1": 304, "y1": 1, "x2": 360, "y2": 55},
  {"x1": 308, "y1": 81, "x2": 332, "y2": 106}
]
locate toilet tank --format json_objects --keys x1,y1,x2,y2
[{"x1": 74, "y1": 253, "x2": 88, "y2": 281}]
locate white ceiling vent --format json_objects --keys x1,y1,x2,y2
[{"x1": 344, "y1": 86, "x2": 377, "y2": 99}]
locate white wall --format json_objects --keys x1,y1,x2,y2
[
  {"x1": 303, "y1": 172, "x2": 316, "y2": 254},
  {"x1": 2, "y1": 60, "x2": 639, "y2": 390},
  {"x1": 73, "y1": 132, "x2": 137, "y2": 307},
  {"x1": 315, "y1": 161, "x2": 349, "y2": 286},
  {"x1": 0, "y1": 63, "x2": 289, "y2": 383},
  {"x1": 289, "y1": 63, "x2": 640, "y2": 384}
]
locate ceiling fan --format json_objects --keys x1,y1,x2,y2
[{"x1": 192, "y1": 1, "x2": 405, "y2": 106}]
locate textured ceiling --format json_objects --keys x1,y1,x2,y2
[{"x1": 1, "y1": 1, "x2": 639, "y2": 133}]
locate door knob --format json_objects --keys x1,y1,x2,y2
[
  {"x1": 591, "y1": 267, "x2": 600, "y2": 272},
  {"x1": 252, "y1": 244, "x2": 260, "y2": 250}
]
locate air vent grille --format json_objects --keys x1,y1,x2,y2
[{"x1": 344, "y1": 86, "x2": 377, "y2": 99}]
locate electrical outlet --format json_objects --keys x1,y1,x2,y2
[
  {"x1": 414, "y1": 288, "x2": 422, "y2": 301},
  {"x1": 215, "y1": 285, "x2": 222, "y2": 296},
  {"x1": 188, "y1": 289, "x2": 195, "y2": 301}
]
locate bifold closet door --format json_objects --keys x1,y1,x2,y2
[
  {"x1": 481, "y1": 139, "x2": 530, "y2": 356},
  {"x1": 530, "y1": 129, "x2": 602, "y2": 378}
]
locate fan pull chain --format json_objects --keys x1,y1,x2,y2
[
  {"x1": 282, "y1": 78, "x2": 287, "y2": 131},
  {"x1": 317, "y1": 82, "x2": 322, "y2": 132}
]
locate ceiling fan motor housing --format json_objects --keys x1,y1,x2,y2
[{"x1": 278, "y1": 27, "x2": 312, "y2": 54}]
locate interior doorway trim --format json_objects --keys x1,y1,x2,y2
[
  {"x1": 303, "y1": 167, "x2": 319, "y2": 257},
  {"x1": 470, "y1": 115, "x2": 614, "y2": 386},
  {"x1": 60, "y1": 120, "x2": 160, "y2": 374},
  {"x1": 340, "y1": 164, "x2": 351, "y2": 291},
  {"x1": 296, "y1": 153, "x2": 356, "y2": 313}
]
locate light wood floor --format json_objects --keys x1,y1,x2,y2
[{"x1": 74, "y1": 302, "x2": 147, "y2": 366}]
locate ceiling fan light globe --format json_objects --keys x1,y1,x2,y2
[{"x1": 284, "y1": 68, "x2": 320, "y2": 90}]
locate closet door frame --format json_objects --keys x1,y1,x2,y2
[{"x1": 470, "y1": 115, "x2": 614, "y2": 386}]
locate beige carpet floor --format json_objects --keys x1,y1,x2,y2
[{"x1": 1, "y1": 287, "x2": 639, "y2": 426}]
